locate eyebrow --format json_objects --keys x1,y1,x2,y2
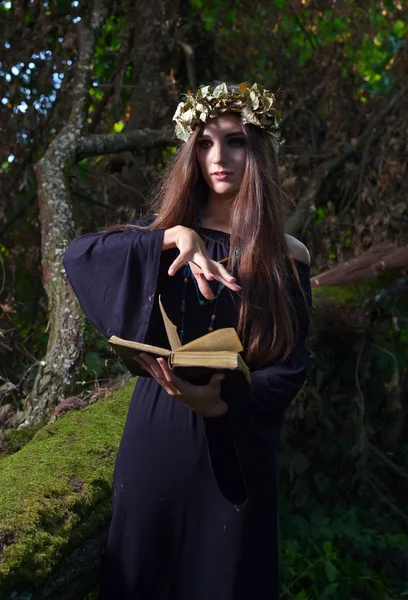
[{"x1": 198, "y1": 131, "x2": 244, "y2": 139}]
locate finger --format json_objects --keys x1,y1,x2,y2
[
  {"x1": 190, "y1": 257, "x2": 216, "y2": 282},
  {"x1": 135, "y1": 356, "x2": 154, "y2": 377},
  {"x1": 209, "y1": 373, "x2": 225, "y2": 387},
  {"x1": 168, "y1": 252, "x2": 188, "y2": 276},
  {"x1": 156, "y1": 357, "x2": 176, "y2": 382},
  {"x1": 195, "y1": 269, "x2": 240, "y2": 297},
  {"x1": 211, "y1": 265, "x2": 241, "y2": 291},
  {"x1": 156, "y1": 358, "x2": 184, "y2": 396},
  {"x1": 192, "y1": 257, "x2": 241, "y2": 292},
  {"x1": 139, "y1": 353, "x2": 168, "y2": 381},
  {"x1": 150, "y1": 357, "x2": 181, "y2": 396},
  {"x1": 190, "y1": 260, "x2": 214, "y2": 281},
  {"x1": 191, "y1": 268, "x2": 239, "y2": 300},
  {"x1": 134, "y1": 354, "x2": 147, "y2": 367},
  {"x1": 194, "y1": 256, "x2": 231, "y2": 281},
  {"x1": 192, "y1": 271, "x2": 215, "y2": 300},
  {"x1": 212, "y1": 274, "x2": 241, "y2": 292},
  {"x1": 139, "y1": 355, "x2": 179, "y2": 395}
]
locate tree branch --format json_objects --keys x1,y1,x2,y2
[
  {"x1": 178, "y1": 41, "x2": 197, "y2": 91},
  {"x1": 285, "y1": 80, "x2": 408, "y2": 236},
  {"x1": 280, "y1": 82, "x2": 325, "y2": 128},
  {"x1": 76, "y1": 128, "x2": 175, "y2": 158}
]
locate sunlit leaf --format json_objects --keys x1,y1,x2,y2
[{"x1": 113, "y1": 121, "x2": 125, "y2": 133}]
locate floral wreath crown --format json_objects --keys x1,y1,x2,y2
[{"x1": 172, "y1": 82, "x2": 282, "y2": 152}]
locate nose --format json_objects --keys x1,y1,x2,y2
[{"x1": 211, "y1": 141, "x2": 226, "y2": 165}]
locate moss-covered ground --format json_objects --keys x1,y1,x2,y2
[
  {"x1": 0, "y1": 379, "x2": 136, "y2": 598},
  {"x1": 2, "y1": 424, "x2": 43, "y2": 459}
]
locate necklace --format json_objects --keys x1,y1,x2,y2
[{"x1": 178, "y1": 212, "x2": 240, "y2": 345}]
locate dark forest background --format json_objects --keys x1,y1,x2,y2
[{"x1": 0, "y1": 0, "x2": 407, "y2": 598}]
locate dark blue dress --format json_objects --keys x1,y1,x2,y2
[{"x1": 63, "y1": 217, "x2": 312, "y2": 600}]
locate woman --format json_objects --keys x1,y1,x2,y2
[{"x1": 63, "y1": 82, "x2": 312, "y2": 600}]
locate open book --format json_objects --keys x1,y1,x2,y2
[{"x1": 108, "y1": 296, "x2": 251, "y2": 385}]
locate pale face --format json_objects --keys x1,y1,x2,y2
[{"x1": 195, "y1": 114, "x2": 247, "y2": 198}]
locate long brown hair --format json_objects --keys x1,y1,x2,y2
[{"x1": 105, "y1": 120, "x2": 306, "y2": 369}]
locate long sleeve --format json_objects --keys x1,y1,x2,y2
[
  {"x1": 204, "y1": 259, "x2": 312, "y2": 505},
  {"x1": 249, "y1": 259, "x2": 312, "y2": 428},
  {"x1": 222, "y1": 257, "x2": 311, "y2": 423},
  {"x1": 63, "y1": 216, "x2": 164, "y2": 342}
]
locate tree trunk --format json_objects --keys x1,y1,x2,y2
[
  {"x1": 13, "y1": 1, "x2": 182, "y2": 428},
  {"x1": 15, "y1": 2, "x2": 108, "y2": 427}
]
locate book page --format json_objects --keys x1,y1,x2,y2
[
  {"x1": 173, "y1": 351, "x2": 237, "y2": 366},
  {"x1": 108, "y1": 336, "x2": 171, "y2": 356},
  {"x1": 158, "y1": 295, "x2": 182, "y2": 351},
  {"x1": 175, "y1": 328, "x2": 243, "y2": 353}
]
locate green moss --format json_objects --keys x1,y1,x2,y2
[
  {"x1": 312, "y1": 282, "x2": 372, "y2": 307},
  {"x1": 312, "y1": 270, "x2": 399, "y2": 309},
  {"x1": 2, "y1": 424, "x2": 43, "y2": 458},
  {"x1": 0, "y1": 379, "x2": 136, "y2": 597}
]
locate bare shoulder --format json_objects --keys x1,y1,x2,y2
[{"x1": 285, "y1": 234, "x2": 311, "y2": 267}]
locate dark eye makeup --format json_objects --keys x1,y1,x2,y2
[
  {"x1": 197, "y1": 139, "x2": 212, "y2": 149},
  {"x1": 228, "y1": 137, "x2": 245, "y2": 147},
  {"x1": 197, "y1": 137, "x2": 245, "y2": 148}
]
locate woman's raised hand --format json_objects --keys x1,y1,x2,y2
[
  {"x1": 134, "y1": 353, "x2": 228, "y2": 418},
  {"x1": 163, "y1": 225, "x2": 241, "y2": 301}
]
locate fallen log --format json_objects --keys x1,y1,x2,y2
[{"x1": 0, "y1": 379, "x2": 134, "y2": 600}]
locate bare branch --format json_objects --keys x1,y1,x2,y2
[
  {"x1": 178, "y1": 41, "x2": 197, "y2": 91},
  {"x1": 280, "y1": 82, "x2": 324, "y2": 128},
  {"x1": 76, "y1": 128, "x2": 175, "y2": 158},
  {"x1": 310, "y1": 242, "x2": 408, "y2": 287},
  {"x1": 285, "y1": 80, "x2": 408, "y2": 236}
]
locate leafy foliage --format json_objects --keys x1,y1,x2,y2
[{"x1": 280, "y1": 500, "x2": 408, "y2": 599}]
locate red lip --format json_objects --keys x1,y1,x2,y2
[{"x1": 212, "y1": 171, "x2": 233, "y2": 175}]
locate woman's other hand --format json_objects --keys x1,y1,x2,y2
[
  {"x1": 134, "y1": 353, "x2": 228, "y2": 418},
  {"x1": 163, "y1": 226, "x2": 240, "y2": 300}
]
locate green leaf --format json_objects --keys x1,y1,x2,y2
[
  {"x1": 113, "y1": 121, "x2": 125, "y2": 133},
  {"x1": 320, "y1": 583, "x2": 339, "y2": 599},
  {"x1": 393, "y1": 20, "x2": 407, "y2": 38},
  {"x1": 324, "y1": 559, "x2": 338, "y2": 583},
  {"x1": 295, "y1": 591, "x2": 309, "y2": 600},
  {"x1": 323, "y1": 540, "x2": 333, "y2": 556}
]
